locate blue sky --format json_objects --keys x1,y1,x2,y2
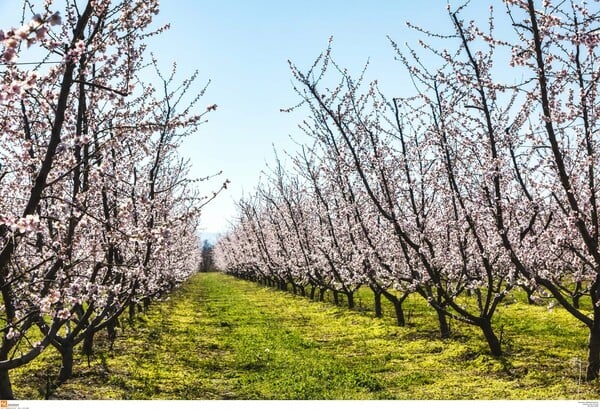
[
  {"x1": 149, "y1": 0, "x2": 467, "y2": 235},
  {"x1": 0, "y1": 1, "x2": 497, "y2": 235}
]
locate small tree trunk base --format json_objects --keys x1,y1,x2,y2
[
  {"x1": 0, "y1": 369, "x2": 14, "y2": 400},
  {"x1": 436, "y1": 309, "x2": 450, "y2": 339},
  {"x1": 586, "y1": 324, "x2": 600, "y2": 381},
  {"x1": 481, "y1": 320, "x2": 502, "y2": 357},
  {"x1": 373, "y1": 291, "x2": 382, "y2": 318},
  {"x1": 347, "y1": 292, "x2": 355, "y2": 309},
  {"x1": 58, "y1": 344, "x2": 74, "y2": 382}
]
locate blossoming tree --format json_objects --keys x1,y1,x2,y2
[{"x1": 0, "y1": 0, "x2": 224, "y2": 398}]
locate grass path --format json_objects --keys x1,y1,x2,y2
[{"x1": 12, "y1": 272, "x2": 600, "y2": 399}]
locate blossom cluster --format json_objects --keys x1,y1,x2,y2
[{"x1": 0, "y1": 12, "x2": 60, "y2": 62}]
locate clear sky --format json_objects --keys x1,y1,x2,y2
[
  {"x1": 0, "y1": 0, "x2": 497, "y2": 236},
  {"x1": 148, "y1": 0, "x2": 475, "y2": 236}
]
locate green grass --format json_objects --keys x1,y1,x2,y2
[{"x1": 10, "y1": 272, "x2": 600, "y2": 399}]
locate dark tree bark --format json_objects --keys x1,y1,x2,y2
[
  {"x1": 57, "y1": 343, "x2": 74, "y2": 382},
  {"x1": 436, "y1": 308, "x2": 450, "y2": 339},
  {"x1": 346, "y1": 291, "x2": 355, "y2": 309},
  {"x1": 0, "y1": 369, "x2": 13, "y2": 400},
  {"x1": 382, "y1": 291, "x2": 407, "y2": 326},
  {"x1": 128, "y1": 303, "x2": 136, "y2": 324},
  {"x1": 587, "y1": 315, "x2": 600, "y2": 380},
  {"x1": 107, "y1": 318, "x2": 118, "y2": 350},
  {"x1": 480, "y1": 319, "x2": 502, "y2": 357},
  {"x1": 521, "y1": 285, "x2": 537, "y2": 305},
  {"x1": 372, "y1": 288, "x2": 383, "y2": 318},
  {"x1": 82, "y1": 330, "x2": 95, "y2": 362}
]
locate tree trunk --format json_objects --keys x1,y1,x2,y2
[
  {"x1": 319, "y1": 288, "x2": 326, "y2": 302},
  {"x1": 521, "y1": 286, "x2": 536, "y2": 305},
  {"x1": 382, "y1": 292, "x2": 405, "y2": 326},
  {"x1": 128, "y1": 303, "x2": 136, "y2": 324},
  {"x1": 310, "y1": 286, "x2": 316, "y2": 300},
  {"x1": 392, "y1": 298, "x2": 405, "y2": 326},
  {"x1": 436, "y1": 308, "x2": 451, "y2": 339},
  {"x1": 0, "y1": 369, "x2": 13, "y2": 400},
  {"x1": 58, "y1": 343, "x2": 74, "y2": 382},
  {"x1": 347, "y1": 292, "x2": 355, "y2": 309},
  {"x1": 83, "y1": 330, "x2": 95, "y2": 361},
  {"x1": 299, "y1": 286, "x2": 306, "y2": 297},
  {"x1": 586, "y1": 321, "x2": 600, "y2": 381},
  {"x1": 107, "y1": 318, "x2": 118, "y2": 350},
  {"x1": 373, "y1": 289, "x2": 382, "y2": 318},
  {"x1": 333, "y1": 290, "x2": 339, "y2": 305},
  {"x1": 480, "y1": 319, "x2": 502, "y2": 357}
]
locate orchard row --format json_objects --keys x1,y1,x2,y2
[
  {"x1": 0, "y1": 1, "x2": 224, "y2": 399},
  {"x1": 217, "y1": 0, "x2": 600, "y2": 383}
]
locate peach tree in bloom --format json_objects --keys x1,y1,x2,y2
[
  {"x1": 0, "y1": 0, "x2": 224, "y2": 398},
  {"x1": 217, "y1": 0, "x2": 600, "y2": 382}
]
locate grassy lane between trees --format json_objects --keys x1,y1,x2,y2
[{"x1": 11, "y1": 272, "x2": 600, "y2": 399}]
